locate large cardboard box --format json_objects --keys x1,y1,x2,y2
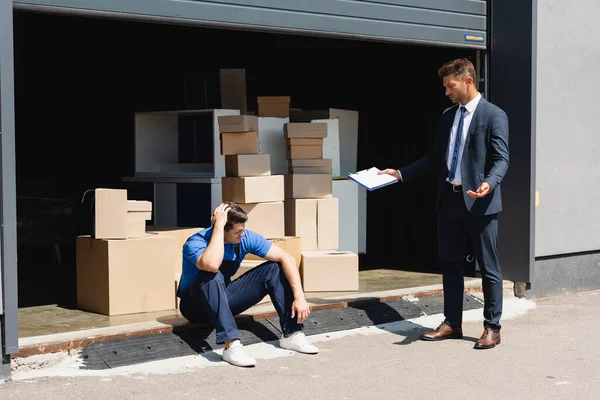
[
  {"x1": 257, "y1": 96, "x2": 290, "y2": 117},
  {"x1": 239, "y1": 201, "x2": 285, "y2": 239},
  {"x1": 220, "y1": 131, "x2": 259, "y2": 155},
  {"x1": 300, "y1": 251, "x2": 359, "y2": 292},
  {"x1": 217, "y1": 115, "x2": 258, "y2": 133},
  {"x1": 222, "y1": 175, "x2": 284, "y2": 203},
  {"x1": 317, "y1": 198, "x2": 339, "y2": 250},
  {"x1": 285, "y1": 199, "x2": 338, "y2": 251},
  {"x1": 284, "y1": 174, "x2": 332, "y2": 199},
  {"x1": 244, "y1": 236, "x2": 302, "y2": 268},
  {"x1": 76, "y1": 235, "x2": 175, "y2": 315},
  {"x1": 285, "y1": 199, "x2": 318, "y2": 251},
  {"x1": 94, "y1": 188, "x2": 128, "y2": 239},
  {"x1": 225, "y1": 154, "x2": 271, "y2": 177}
]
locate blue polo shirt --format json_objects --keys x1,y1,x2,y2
[{"x1": 179, "y1": 227, "x2": 272, "y2": 292}]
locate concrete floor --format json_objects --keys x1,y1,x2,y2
[
  {"x1": 17, "y1": 268, "x2": 460, "y2": 338},
  {"x1": 8, "y1": 290, "x2": 599, "y2": 399}
]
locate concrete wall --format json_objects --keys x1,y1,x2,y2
[{"x1": 535, "y1": 0, "x2": 600, "y2": 257}]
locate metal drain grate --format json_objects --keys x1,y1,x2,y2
[{"x1": 78, "y1": 294, "x2": 484, "y2": 370}]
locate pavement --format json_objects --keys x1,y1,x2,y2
[{"x1": 2, "y1": 289, "x2": 600, "y2": 399}]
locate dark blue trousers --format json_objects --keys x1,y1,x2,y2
[
  {"x1": 438, "y1": 184, "x2": 503, "y2": 332},
  {"x1": 179, "y1": 261, "x2": 304, "y2": 344}
]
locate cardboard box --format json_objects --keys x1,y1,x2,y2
[
  {"x1": 300, "y1": 250, "x2": 359, "y2": 292},
  {"x1": 76, "y1": 235, "x2": 175, "y2": 315},
  {"x1": 317, "y1": 198, "x2": 339, "y2": 250},
  {"x1": 222, "y1": 175, "x2": 285, "y2": 203},
  {"x1": 220, "y1": 131, "x2": 259, "y2": 155},
  {"x1": 285, "y1": 199, "x2": 338, "y2": 251},
  {"x1": 244, "y1": 236, "x2": 302, "y2": 268},
  {"x1": 284, "y1": 174, "x2": 332, "y2": 199},
  {"x1": 289, "y1": 166, "x2": 332, "y2": 174},
  {"x1": 288, "y1": 159, "x2": 333, "y2": 174},
  {"x1": 174, "y1": 272, "x2": 181, "y2": 309},
  {"x1": 126, "y1": 201, "x2": 153, "y2": 238},
  {"x1": 285, "y1": 199, "x2": 318, "y2": 251},
  {"x1": 217, "y1": 115, "x2": 259, "y2": 133},
  {"x1": 126, "y1": 212, "x2": 149, "y2": 238},
  {"x1": 239, "y1": 201, "x2": 285, "y2": 239},
  {"x1": 257, "y1": 96, "x2": 291, "y2": 117},
  {"x1": 287, "y1": 138, "x2": 324, "y2": 146},
  {"x1": 289, "y1": 159, "x2": 332, "y2": 168},
  {"x1": 94, "y1": 188, "x2": 128, "y2": 239},
  {"x1": 286, "y1": 145, "x2": 323, "y2": 160},
  {"x1": 127, "y1": 200, "x2": 152, "y2": 212},
  {"x1": 225, "y1": 154, "x2": 271, "y2": 177},
  {"x1": 147, "y1": 226, "x2": 203, "y2": 275},
  {"x1": 284, "y1": 122, "x2": 328, "y2": 138}
]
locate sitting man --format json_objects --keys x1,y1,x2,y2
[{"x1": 177, "y1": 201, "x2": 318, "y2": 367}]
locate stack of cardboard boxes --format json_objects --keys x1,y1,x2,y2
[
  {"x1": 218, "y1": 110, "x2": 301, "y2": 304},
  {"x1": 283, "y1": 122, "x2": 360, "y2": 292},
  {"x1": 76, "y1": 188, "x2": 176, "y2": 316},
  {"x1": 218, "y1": 114, "x2": 285, "y2": 239}
]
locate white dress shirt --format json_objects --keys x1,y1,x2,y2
[{"x1": 446, "y1": 93, "x2": 482, "y2": 185}]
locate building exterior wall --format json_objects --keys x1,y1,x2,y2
[
  {"x1": 14, "y1": 0, "x2": 487, "y2": 48},
  {"x1": 535, "y1": 0, "x2": 600, "y2": 258},
  {"x1": 531, "y1": 0, "x2": 600, "y2": 297}
]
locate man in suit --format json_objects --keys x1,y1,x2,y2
[{"x1": 379, "y1": 58, "x2": 509, "y2": 349}]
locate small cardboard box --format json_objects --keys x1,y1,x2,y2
[
  {"x1": 284, "y1": 122, "x2": 328, "y2": 138},
  {"x1": 94, "y1": 189, "x2": 128, "y2": 239},
  {"x1": 220, "y1": 131, "x2": 259, "y2": 155},
  {"x1": 217, "y1": 115, "x2": 259, "y2": 133},
  {"x1": 222, "y1": 175, "x2": 285, "y2": 203},
  {"x1": 284, "y1": 174, "x2": 332, "y2": 199},
  {"x1": 257, "y1": 96, "x2": 291, "y2": 117},
  {"x1": 287, "y1": 138, "x2": 324, "y2": 146},
  {"x1": 225, "y1": 154, "x2": 271, "y2": 177},
  {"x1": 286, "y1": 145, "x2": 323, "y2": 160},
  {"x1": 288, "y1": 159, "x2": 332, "y2": 174}
]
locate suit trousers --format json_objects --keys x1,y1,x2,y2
[
  {"x1": 438, "y1": 183, "x2": 503, "y2": 332},
  {"x1": 179, "y1": 261, "x2": 304, "y2": 344}
]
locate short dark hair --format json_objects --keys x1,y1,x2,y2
[
  {"x1": 223, "y1": 201, "x2": 247, "y2": 231},
  {"x1": 438, "y1": 58, "x2": 476, "y2": 81}
]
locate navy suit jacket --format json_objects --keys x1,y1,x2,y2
[{"x1": 400, "y1": 97, "x2": 509, "y2": 216}]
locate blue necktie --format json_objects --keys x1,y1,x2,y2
[{"x1": 448, "y1": 106, "x2": 467, "y2": 182}]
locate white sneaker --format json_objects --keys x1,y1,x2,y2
[
  {"x1": 279, "y1": 331, "x2": 319, "y2": 354},
  {"x1": 221, "y1": 340, "x2": 257, "y2": 367}
]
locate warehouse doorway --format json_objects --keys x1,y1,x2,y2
[{"x1": 13, "y1": 10, "x2": 478, "y2": 335}]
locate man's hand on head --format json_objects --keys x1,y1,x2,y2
[{"x1": 211, "y1": 203, "x2": 231, "y2": 228}]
